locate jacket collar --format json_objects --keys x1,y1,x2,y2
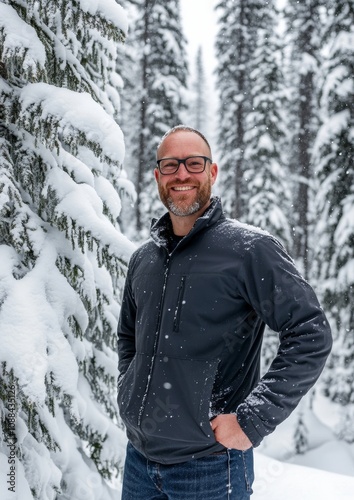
[{"x1": 150, "y1": 197, "x2": 224, "y2": 250}]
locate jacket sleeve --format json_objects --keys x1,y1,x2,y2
[
  {"x1": 235, "y1": 234, "x2": 332, "y2": 447},
  {"x1": 117, "y1": 259, "x2": 136, "y2": 384}
]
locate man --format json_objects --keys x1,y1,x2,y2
[{"x1": 117, "y1": 125, "x2": 332, "y2": 499}]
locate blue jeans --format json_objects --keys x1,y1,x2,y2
[{"x1": 121, "y1": 442, "x2": 254, "y2": 500}]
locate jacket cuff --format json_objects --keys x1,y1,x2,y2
[{"x1": 235, "y1": 404, "x2": 269, "y2": 448}]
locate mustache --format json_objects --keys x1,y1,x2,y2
[{"x1": 165, "y1": 179, "x2": 199, "y2": 188}]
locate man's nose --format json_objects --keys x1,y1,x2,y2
[{"x1": 174, "y1": 161, "x2": 190, "y2": 180}]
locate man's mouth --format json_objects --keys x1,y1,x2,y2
[{"x1": 171, "y1": 186, "x2": 195, "y2": 191}]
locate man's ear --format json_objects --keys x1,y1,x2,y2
[
  {"x1": 210, "y1": 163, "x2": 218, "y2": 185},
  {"x1": 154, "y1": 168, "x2": 159, "y2": 182}
]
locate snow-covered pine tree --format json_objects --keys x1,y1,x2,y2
[
  {"x1": 0, "y1": 1, "x2": 135, "y2": 498},
  {"x1": 215, "y1": 0, "x2": 260, "y2": 219},
  {"x1": 313, "y1": 0, "x2": 354, "y2": 443},
  {"x1": 284, "y1": 0, "x2": 323, "y2": 277},
  {"x1": 190, "y1": 46, "x2": 208, "y2": 136},
  {"x1": 243, "y1": 1, "x2": 292, "y2": 249},
  {"x1": 120, "y1": 0, "x2": 188, "y2": 238},
  {"x1": 232, "y1": 1, "x2": 292, "y2": 374}
]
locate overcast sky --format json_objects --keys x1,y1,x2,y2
[{"x1": 180, "y1": 0, "x2": 218, "y2": 76}]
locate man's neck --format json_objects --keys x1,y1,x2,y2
[{"x1": 169, "y1": 200, "x2": 211, "y2": 236}]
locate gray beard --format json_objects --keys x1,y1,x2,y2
[{"x1": 166, "y1": 199, "x2": 201, "y2": 217}]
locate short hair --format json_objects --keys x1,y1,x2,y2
[{"x1": 157, "y1": 125, "x2": 212, "y2": 158}]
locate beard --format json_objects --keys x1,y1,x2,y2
[{"x1": 158, "y1": 176, "x2": 212, "y2": 217}]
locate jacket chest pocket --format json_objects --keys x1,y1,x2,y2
[
  {"x1": 160, "y1": 272, "x2": 239, "y2": 359},
  {"x1": 173, "y1": 275, "x2": 186, "y2": 332}
]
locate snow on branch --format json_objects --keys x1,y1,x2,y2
[
  {"x1": 44, "y1": 166, "x2": 135, "y2": 267},
  {"x1": 16, "y1": 83, "x2": 125, "y2": 166},
  {"x1": 11, "y1": 0, "x2": 127, "y2": 40},
  {"x1": 0, "y1": 3, "x2": 46, "y2": 80},
  {"x1": 313, "y1": 110, "x2": 351, "y2": 157},
  {"x1": 78, "y1": 0, "x2": 128, "y2": 35}
]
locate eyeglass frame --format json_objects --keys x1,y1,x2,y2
[{"x1": 156, "y1": 155, "x2": 213, "y2": 175}]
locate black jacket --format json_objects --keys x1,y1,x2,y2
[{"x1": 117, "y1": 198, "x2": 332, "y2": 464}]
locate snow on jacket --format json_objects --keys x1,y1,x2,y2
[{"x1": 117, "y1": 197, "x2": 332, "y2": 464}]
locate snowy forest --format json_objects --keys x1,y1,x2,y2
[{"x1": 0, "y1": 0, "x2": 353, "y2": 498}]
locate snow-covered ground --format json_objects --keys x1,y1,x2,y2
[
  {"x1": 254, "y1": 391, "x2": 354, "y2": 499},
  {"x1": 253, "y1": 452, "x2": 354, "y2": 499}
]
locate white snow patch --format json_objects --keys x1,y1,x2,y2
[
  {"x1": 253, "y1": 452, "x2": 354, "y2": 499},
  {"x1": 0, "y1": 243, "x2": 84, "y2": 403},
  {"x1": 78, "y1": 0, "x2": 128, "y2": 34}
]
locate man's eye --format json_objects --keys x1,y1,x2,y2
[
  {"x1": 188, "y1": 160, "x2": 203, "y2": 167},
  {"x1": 163, "y1": 161, "x2": 178, "y2": 168}
]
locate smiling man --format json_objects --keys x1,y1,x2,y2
[
  {"x1": 154, "y1": 129, "x2": 217, "y2": 227},
  {"x1": 117, "y1": 125, "x2": 332, "y2": 499}
]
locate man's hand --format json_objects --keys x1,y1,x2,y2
[{"x1": 210, "y1": 414, "x2": 252, "y2": 450}]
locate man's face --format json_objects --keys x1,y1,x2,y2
[{"x1": 154, "y1": 131, "x2": 218, "y2": 217}]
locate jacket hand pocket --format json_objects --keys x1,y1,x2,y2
[{"x1": 117, "y1": 356, "x2": 136, "y2": 418}]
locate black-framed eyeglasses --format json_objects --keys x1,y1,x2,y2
[{"x1": 156, "y1": 156, "x2": 212, "y2": 175}]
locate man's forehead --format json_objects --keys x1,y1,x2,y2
[{"x1": 157, "y1": 131, "x2": 210, "y2": 158}]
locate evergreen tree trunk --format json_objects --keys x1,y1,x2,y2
[
  {"x1": 235, "y1": 73, "x2": 245, "y2": 220},
  {"x1": 191, "y1": 47, "x2": 207, "y2": 134},
  {"x1": 285, "y1": 0, "x2": 322, "y2": 277},
  {"x1": 234, "y1": 1, "x2": 246, "y2": 220},
  {"x1": 216, "y1": 0, "x2": 258, "y2": 219},
  {"x1": 294, "y1": 15, "x2": 316, "y2": 278},
  {"x1": 135, "y1": 0, "x2": 149, "y2": 233}
]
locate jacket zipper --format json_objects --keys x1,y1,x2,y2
[
  {"x1": 137, "y1": 254, "x2": 171, "y2": 428},
  {"x1": 173, "y1": 275, "x2": 186, "y2": 332}
]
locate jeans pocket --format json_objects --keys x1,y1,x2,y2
[
  {"x1": 241, "y1": 448, "x2": 254, "y2": 493},
  {"x1": 227, "y1": 448, "x2": 254, "y2": 497}
]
